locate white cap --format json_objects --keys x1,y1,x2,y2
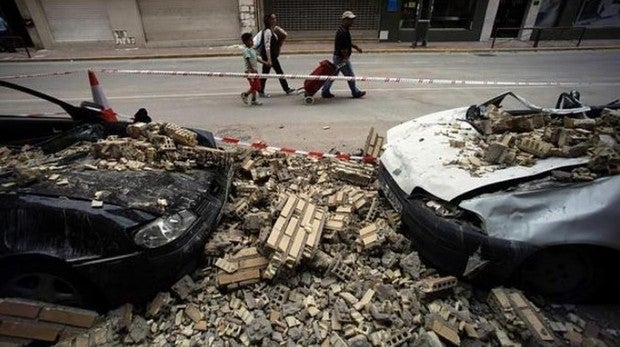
[{"x1": 342, "y1": 11, "x2": 356, "y2": 19}]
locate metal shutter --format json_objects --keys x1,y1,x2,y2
[
  {"x1": 138, "y1": 0, "x2": 240, "y2": 42},
  {"x1": 41, "y1": 0, "x2": 112, "y2": 42},
  {"x1": 270, "y1": 0, "x2": 380, "y2": 31}
]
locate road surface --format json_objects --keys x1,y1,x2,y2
[{"x1": 1, "y1": 50, "x2": 619, "y2": 154}]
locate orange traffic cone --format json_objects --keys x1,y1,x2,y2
[{"x1": 88, "y1": 70, "x2": 118, "y2": 123}]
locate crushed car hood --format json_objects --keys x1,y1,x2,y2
[
  {"x1": 458, "y1": 175, "x2": 620, "y2": 248},
  {"x1": 380, "y1": 107, "x2": 589, "y2": 202},
  {"x1": 17, "y1": 168, "x2": 219, "y2": 216}
]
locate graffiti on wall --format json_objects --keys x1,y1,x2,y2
[{"x1": 114, "y1": 30, "x2": 136, "y2": 45}]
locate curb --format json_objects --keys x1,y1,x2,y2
[{"x1": 2, "y1": 45, "x2": 619, "y2": 63}]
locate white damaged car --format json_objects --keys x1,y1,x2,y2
[{"x1": 378, "y1": 91, "x2": 620, "y2": 302}]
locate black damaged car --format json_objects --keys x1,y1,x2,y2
[{"x1": 0, "y1": 80, "x2": 232, "y2": 310}]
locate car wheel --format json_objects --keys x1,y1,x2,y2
[
  {"x1": 516, "y1": 247, "x2": 602, "y2": 303},
  {"x1": 0, "y1": 261, "x2": 97, "y2": 309}
]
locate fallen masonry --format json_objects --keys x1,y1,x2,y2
[
  {"x1": 447, "y1": 106, "x2": 620, "y2": 178},
  {"x1": 0, "y1": 298, "x2": 99, "y2": 345},
  {"x1": 1, "y1": 123, "x2": 618, "y2": 347},
  {"x1": 56, "y1": 144, "x2": 619, "y2": 346}
]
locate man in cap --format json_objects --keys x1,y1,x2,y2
[{"x1": 321, "y1": 10, "x2": 366, "y2": 99}]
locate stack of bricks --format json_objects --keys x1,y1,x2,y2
[
  {"x1": 162, "y1": 122, "x2": 198, "y2": 147},
  {"x1": 356, "y1": 222, "x2": 383, "y2": 251},
  {"x1": 216, "y1": 247, "x2": 269, "y2": 290},
  {"x1": 363, "y1": 127, "x2": 385, "y2": 158},
  {"x1": 516, "y1": 137, "x2": 553, "y2": 158},
  {"x1": 0, "y1": 298, "x2": 98, "y2": 345},
  {"x1": 264, "y1": 193, "x2": 327, "y2": 279},
  {"x1": 488, "y1": 287, "x2": 555, "y2": 345},
  {"x1": 90, "y1": 122, "x2": 229, "y2": 171},
  {"x1": 332, "y1": 161, "x2": 375, "y2": 187},
  {"x1": 418, "y1": 276, "x2": 458, "y2": 299}
]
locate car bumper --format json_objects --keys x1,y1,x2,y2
[
  {"x1": 72, "y1": 199, "x2": 219, "y2": 306},
  {"x1": 74, "y1": 165, "x2": 233, "y2": 307},
  {"x1": 378, "y1": 164, "x2": 538, "y2": 281}
]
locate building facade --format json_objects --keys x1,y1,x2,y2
[
  {"x1": 11, "y1": 0, "x2": 259, "y2": 49},
  {"x1": 4, "y1": 0, "x2": 619, "y2": 50}
]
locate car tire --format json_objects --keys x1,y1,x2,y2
[
  {"x1": 0, "y1": 260, "x2": 101, "y2": 309},
  {"x1": 516, "y1": 247, "x2": 606, "y2": 303}
]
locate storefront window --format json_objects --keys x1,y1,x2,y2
[
  {"x1": 399, "y1": 0, "x2": 476, "y2": 30},
  {"x1": 431, "y1": 0, "x2": 476, "y2": 29},
  {"x1": 575, "y1": 0, "x2": 620, "y2": 27},
  {"x1": 399, "y1": 1, "x2": 417, "y2": 29},
  {"x1": 535, "y1": 0, "x2": 562, "y2": 27}
]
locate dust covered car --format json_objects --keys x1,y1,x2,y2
[
  {"x1": 379, "y1": 91, "x2": 620, "y2": 302},
  {"x1": 0, "y1": 80, "x2": 232, "y2": 310}
]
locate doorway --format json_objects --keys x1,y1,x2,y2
[
  {"x1": 0, "y1": 0, "x2": 33, "y2": 46},
  {"x1": 492, "y1": 0, "x2": 528, "y2": 37}
]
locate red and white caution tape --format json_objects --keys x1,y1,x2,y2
[
  {"x1": 0, "y1": 68, "x2": 587, "y2": 87},
  {"x1": 15, "y1": 111, "x2": 68, "y2": 117},
  {"x1": 0, "y1": 71, "x2": 79, "y2": 80},
  {"x1": 97, "y1": 68, "x2": 583, "y2": 87},
  {"x1": 215, "y1": 136, "x2": 377, "y2": 164}
]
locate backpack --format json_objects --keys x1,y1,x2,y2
[{"x1": 252, "y1": 30, "x2": 263, "y2": 50}]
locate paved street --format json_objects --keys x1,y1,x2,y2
[{"x1": 1, "y1": 50, "x2": 620, "y2": 154}]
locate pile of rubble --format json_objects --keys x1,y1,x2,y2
[
  {"x1": 56, "y1": 147, "x2": 615, "y2": 346},
  {"x1": 443, "y1": 107, "x2": 620, "y2": 178},
  {"x1": 0, "y1": 122, "x2": 229, "y2": 189},
  {"x1": 1, "y1": 123, "x2": 617, "y2": 346},
  {"x1": 92, "y1": 122, "x2": 230, "y2": 171}
]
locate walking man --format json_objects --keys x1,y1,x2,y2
[{"x1": 321, "y1": 11, "x2": 366, "y2": 99}]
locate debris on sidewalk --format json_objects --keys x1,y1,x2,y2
[
  {"x1": 0, "y1": 298, "x2": 99, "y2": 345},
  {"x1": 41, "y1": 141, "x2": 612, "y2": 347},
  {"x1": 2, "y1": 122, "x2": 618, "y2": 347}
]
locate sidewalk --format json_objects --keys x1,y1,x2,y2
[{"x1": 1, "y1": 39, "x2": 619, "y2": 62}]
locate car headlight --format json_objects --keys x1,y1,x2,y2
[{"x1": 134, "y1": 210, "x2": 197, "y2": 248}]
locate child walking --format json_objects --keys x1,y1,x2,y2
[{"x1": 241, "y1": 33, "x2": 270, "y2": 106}]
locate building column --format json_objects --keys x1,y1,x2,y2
[
  {"x1": 238, "y1": 0, "x2": 259, "y2": 34},
  {"x1": 479, "y1": 0, "x2": 499, "y2": 41},
  {"x1": 14, "y1": 0, "x2": 43, "y2": 49},
  {"x1": 520, "y1": 0, "x2": 542, "y2": 40},
  {"x1": 19, "y1": 0, "x2": 54, "y2": 49}
]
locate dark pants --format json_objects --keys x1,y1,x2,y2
[
  {"x1": 321, "y1": 55, "x2": 361, "y2": 95},
  {"x1": 0, "y1": 32, "x2": 16, "y2": 52},
  {"x1": 259, "y1": 56, "x2": 290, "y2": 93}
]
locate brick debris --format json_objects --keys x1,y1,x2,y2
[
  {"x1": 442, "y1": 107, "x2": 620, "y2": 178},
  {"x1": 0, "y1": 122, "x2": 617, "y2": 347}
]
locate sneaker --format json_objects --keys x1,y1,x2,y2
[
  {"x1": 258, "y1": 92, "x2": 271, "y2": 98},
  {"x1": 251, "y1": 100, "x2": 263, "y2": 106},
  {"x1": 285, "y1": 88, "x2": 296, "y2": 95},
  {"x1": 321, "y1": 92, "x2": 335, "y2": 98},
  {"x1": 240, "y1": 92, "x2": 249, "y2": 105},
  {"x1": 352, "y1": 91, "x2": 366, "y2": 99}
]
